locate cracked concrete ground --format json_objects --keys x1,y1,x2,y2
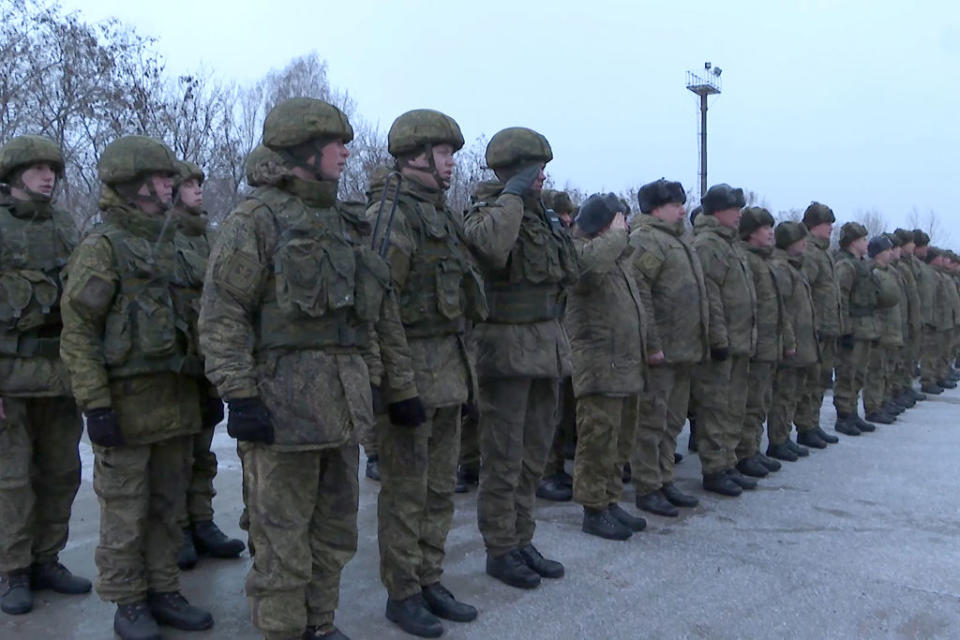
[{"x1": 3, "y1": 388, "x2": 960, "y2": 639}]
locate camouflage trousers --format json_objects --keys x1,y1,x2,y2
[
  {"x1": 692, "y1": 356, "x2": 750, "y2": 475},
  {"x1": 632, "y1": 363, "x2": 694, "y2": 494},
  {"x1": 920, "y1": 329, "x2": 948, "y2": 385},
  {"x1": 93, "y1": 435, "x2": 191, "y2": 604},
  {"x1": 863, "y1": 343, "x2": 895, "y2": 414},
  {"x1": 573, "y1": 393, "x2": 638, "y2": 510},
  {"x1": 361, "y1": 421, "x2": 378, "y2": 459},
  {"x1": 177, "y1": 426, "x2": 217, "y2": 528},
  {"x1": 797, "y1": 335, "x2": 837, "y2": 430},
  {"x1": 542, "y1": 377, "x2": 576, "y2": 477},
  {"x1": 376, "y1": 405, "x2": 460, "y2": 600},
  {"x1": 897, "y1": 332, "x2": 921, "y2": 390},
  {"x1": 476, "y1": 376, "x2": 558, "y2": 557},
  {"x1": 242, "y1": 442, "x2": 359, "y2": 640},
  {"x1": 0, "y1": 396, "x2": 82, "y2": 573},
  {"x1": 458, "y1": 413, "x2": 480, "y2": 473},
  {"x1": 769, "y1": 365, "x2": 815, "y2": 444},
  {"x1": 834, "y1": 338, "x2": 872, "y2": 416},
  {"x1": 738, "y1": 360, "x2": 775, "y2": 461}
]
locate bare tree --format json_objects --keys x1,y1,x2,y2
[
  {"x1": 906, "y1": 207, "x2": 949, "y2": 245},
  {"x1": 854, "y1": 208, "x2": 887, "y2": 238}
]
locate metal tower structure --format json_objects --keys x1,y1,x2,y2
[{"x1": 686, "y1": 62, "x2": 722, "y2": 199}]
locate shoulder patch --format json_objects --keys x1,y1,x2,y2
[
  {"x1": 73, "y1": 274, "x2": 115, "y2": 316},
  {"x1": 217, "y1": 252, "x2": 261, "y2": 298}
]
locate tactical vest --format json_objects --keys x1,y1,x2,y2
[
  {"x1": 249, "y1": 187, "x2": 390, "y2": 353},
  {"x1": 98, "y1": 216, "x2": 202, "y2": 380},
  {"x1": 0, "y1": 202, "x2": 78, "y2": 358},
  {"x1": 481, "y1": 205, "x2": 578, "y2": 324},
  {"x1": 171, "y1": 210, "x2": 211, "y2": 359},
  {"x1": 393, "y1": 195, "x2": 487, "y2": 338}
]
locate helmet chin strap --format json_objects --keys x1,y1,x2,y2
[
  {"x1": 11, "y1": 171, "x2": 53, "y2": 203},
  {"x1": 397, "y1": 143, "x2": 449, "y2": 190},
  {"x1": 116, "y1": 178, "x2": 170, "y2": 212},
  {"x1": 281, "y1": 137, "x2": 338, "y2": 182}
]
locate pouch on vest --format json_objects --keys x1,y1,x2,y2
[
  {"x1": 275, "y1": 236, "x2": 356, "y2": 318},
  {"x1": 353, "y1": 248, "x2": 390, "y2": 322}
]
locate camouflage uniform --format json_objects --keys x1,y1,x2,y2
[
  {"x1": 834, "y1": 243, "x2": 878, "y2": 419},
  {"x1": 629, "y1": 213, "x2": 708, "y2": 495},
  {"x1": 691, "y1": 214, "x2": 757, "y2": 475},
  {"x1": 863, "y1": 262, "x2": 902, "y2": 414},
  {"x1": 0, "y1": 136, "x2": 83, "y2": 581},
  {"x1": 199, "y1": 99, "x2": 417, "y2": 639},
  {"x1": 59, "y1": 137, "x2": 204, "y2": 605},
  {"x1": 463, "y1": 128, "x2": 578, "y2": 559},
  {"x1": 894, "y1": 249, "x2": 922, "y2": 395}
]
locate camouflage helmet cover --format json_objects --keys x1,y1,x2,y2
[
  {"x1": 262, "y1": 97, "x2": 354, "y2": 150},
  {"x1": 388, "y1": 109, "x2": 464, "y2": 157},
  {"x1": 485, "y1": 127, "x2": 552, "y2": 170},
  {"x1": 245, "y1": 144, "x2": 286, "y2": 187},
  {"x1": 0, "y1": 135, "x2": 64, "y2": 182},
  {"x1": 97, "y1": 135, "x2": 178, "y2": 186},
  {"x1": 175, "y1": 160, "x2": 204, "y2": 187}
]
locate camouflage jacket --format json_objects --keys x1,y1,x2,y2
[
  {"x1": 743, "y1": 244, "x2": 784, "y2": 363},
  {"x1": 894, "y1": 256, "x2": 922, "y2": 337},
  {"x1": 628, "y1": 214, "x2": 708, "y2": 364},
  {"x1": 872, "y1": 263, "x2": 903, "y2": 346},
  {"x1": 771, "y1": 250, "x2": 818, "y2": 367},
  {"x1": 835, "y1": 250, "x2": 879, "y2": 340},
  {"x1": 933, "y1": 267, "x2": 960, "y2": 330},
  {"x1": 913, "y1": 256, "x2": 939, "y2": 329},
  {"x1": 802, "y1": 234, "x2": 843, "y2": 337}
]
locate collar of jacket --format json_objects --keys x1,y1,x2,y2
[
  {"x1": 369, "y1": 171, "x2": 446, "y2": 209},
  {"x1": 101, "y1": 204, "x2": 173, "y2": 241},
  {"x1": 170, "y1": 206, "x2": 208, "y2": 237},
  {"x1": 637, "y1": 213, "x2": 685, "y2": 237},
  {"x1": 0, "y1": 194, "x2": 54, "y2": 221},
  {"x1": 693, "y1": 213, "x2": 736, "y2": 241},
  {"x1": 810, "y1": 234, "x2": 830, "y2": 251},
  {"x1": 745, "y1": 242, "x2": 773, "y2": 259},
  {"x1": 283, "y1": 176, "x2": 338, "y2": 208}
]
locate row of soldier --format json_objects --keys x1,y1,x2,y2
[{"x1": 1, "y1": 97, "x2": 957, "y2": 640}]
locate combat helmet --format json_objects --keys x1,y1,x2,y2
[
  {"x1": 388, "y1": 109, "x2": 464, "y2": 157},
  {"x1": 485, "y1": 127, "x2": 552, "y2": 171},
  {"x1": 0, "y1": 135, "x2": 64, "y2": 183},
  {"x1": 262, "y1": 98, "x2": 353, "y2": 150},
  {"x1": 175, "y1": 160, "x2": 205, "y2": 187},
  {"x1": 98, "y1": 136, "x2": 178, "y2": 186}
]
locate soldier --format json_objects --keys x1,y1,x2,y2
[
  {"x1": 931, "y1": 250, "x2": 960, "y2": 389},
  {"x1": 60, "y1": 135, "x2": 213, "y2": 639},
  {"x1": 0, "y1": 135, "x2": 89, "y2": 616},
  {"x1": 915, "y1": 235, "x2": 946, "y2": 394},
  {"x1": 365, "y1": 109, "x2": 483, "y2": 637},
  {"x1": 833, "y1": 222, "x2": 878, "y2": 435},
  {"x1": 862, "y1": 235, "x2": 903, "y2": 424},
  {"x1": 768, "y1": 222, "x2": 821, "y2": 456},
  {"x1": 566, "y1": 193, "x2": 647, "y2": 540},
  {"x1": 796, "y1": 203, "x2": 842, "y2": 444},
  {"x1": 362, "y1": 422, "x2": 381, "y2": 481},
  {"x1": 736, "y1": 207, "x2": 788, "y2": 475},
  {"x1": 464, "y1": 127, "x2": 577, "y2": 589},
  {"x1": 198, "y1": 98, "x2": 422, "y2": 640},
  {"x1": 691, "y1": 184, "x2": 758, "y2": 496},
  {"x1": 882, "y1": 233, "x2": 913, "y2": 415},
  {"x1": 169, "y1": 160, "x2": 245, "y2": 571},
  {"x1": 629, "y1": 178, "x2": 707, "y2": 516},
  {"x1": 892, "y1": 229, "x2": 925, "y2": 406}
]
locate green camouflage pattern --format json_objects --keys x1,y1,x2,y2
[
  {"x1": 572, "y1": 393, "x2": 638, "y2": 510},
  {"x1": 738, "y1": 360, "x2": 773, "y2": 460},
  {"x1": 834, "y1": 338, "x2": 872, "y2": 415},
  {"x1": 836, "y1": 250, "x2": 880, "y2": 340},
  {"x1": 802, "y1": 234, "x2": 843, "y2": 336},
  {"x1": 742, "y1": 244, "x2": 783, "y2": 363},
  {"x1": 772, "y1": 250, "x2": 819, "y2": 366},
  {"x1": 387, "y1": 109, "x2": 464, "y2": 156},
  {"x1": 692, "y1": 356, "x2": 751, "y2": 474},
  {"x1": 768, "y1": 365, "x2": 813, "y2": 443},
  {"x1": 0, "y1": 135, "x2": 63, "y2": 181},
  {"x1": 262, "y1": 98, "x2": 354, "y2": 150},
  {"x1": 484, "y1": 127, "x2": 552, "y2": 170},
  {"x1": 873, "y1": 264, "x2": 903, "y2": 347},
  {"x1": 632, "y1": 363, "x2": 696, "y2": 493},
  {"x1": 97, "y1": 136, "x2": 177, "y2": 186},
  {"x1": 178, "y1": 426, "x2": 217, "y2": 527}
]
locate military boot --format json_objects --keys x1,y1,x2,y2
[
  {"x1": 852, "y1": 415, "x2": 877, "y2": 432},
  {"x1": 1, "y1": 570, "x2": 32, "y2": 615},
  {"x1": 621, "y1": 463, "x2": 632, "y2": 484},
  {"x1": 661, "y1": 482, "x2": 699, "y2": 507},
  {"x1": 114, "y1": 602, "x2": 160, "y2": 640},
  {"x1": 422, "y1": 583, "x2": 478, "y2": 622},
  {"x1": 702, "y1": 472, "x2": 742, "y2": 496},
  {"x1": 535, "y1": 475, "x2": 572, "y2": 502},
  {"x1": 896, "y1": 391, "x2": 916, "y2": 408},
  {"x1": 519, "y1": 544, "x2": 564, "y2": 578},
  {"x1": 636, "y1": 490, "x2": 679, "y2": 517},
  {"x1": 921, "y1": 382, "x2": 944, "y2": 394},
  {"x1": 834, "y1": 414, "x2": 862, "y2": 436},
  {"x1": 147, "y1": 591, "x2": 213, "y2": 630},
  {"x1": 581, "y1": 507, "x2": 632, "y2": 541},
  {"x1": 786, "y1": 439, "x2": 810, "y2": 457},
  {"x1": 485, "y1": 550, "x2": 540, "y2": 589},
  {"x1": 938, "y1": 378, "x2": 957, "y2": 389},
  {"x1": 756, "y1": 452, "x2": 783, "y2": 471},
  {"x1": 455, "y1": 465, "x2": 478, "y2": 493},
  {"x1": 385, "y1": 594, "x2": 443, "y2": 638},
  {"x1": 608, "y1": 503, "x2": 647, "y2": 531},
  {"x1": 193, "y1": 520, "x2": 245, "y2": 558},
  {"x1": 909, "y1": 388, "x2": 927, "y2": 402},
  {"x1": 365, "y1": 455, "x2": 381, "y2": 481},
  {"x1": 735, "y1": 455, "x2": 769, "y2": 478},
  {"x1": 865, "y1": 411, "x2": 894, "y2": 425},
  {"x1": 950, "y1": 368, "x2": 960, "y2": 381},
  {"x1": 726, "y1": 468, "x2": 757, "y2": 490},
  {"x1": 796, "y1": 430, "x2": 828, "y2": 449},
  {"x1": 30, "y1": 562, "x2": 91, "y2": 594},
  {"x1": 177, "y1": 528, "x2": 198, "y2": 570},
  {"x1": 882, "y1": 400, "x2": 904, "y2": 415},
  {"x1": 766, "y1": 442, "x2": 799, "y2": 461},
  {"x1": 304, "y1": 625, "x2": 351, "y2": 639},
  {"x1": 814, "y1": 426, "x2": 839, "y2": 444}
]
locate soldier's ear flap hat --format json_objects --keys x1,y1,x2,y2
[
  {"x1": 802, "y1": 201, "x2": 835, "y2": 229},
  {"x1": 775, "y1": 221, "x2": 807, "y2": 249},
  {"x1": 867, "y1": 235, "x2": 893, "y2": 258},
  {"x1": 839, "y1": 222, "x2": 868, "y2": 248},
  {"x1": 575, "y1": 192, "x2": 618, "y2": 236},
  {"x1": 637, "y1": 178, "x2": 686, "y2": 214},
  {"x1": 701, "y1": 183, "x2": 745, "y2": 215},
  {"x1": 738, "y1": 206, "x2": 774, "y2": 240}
]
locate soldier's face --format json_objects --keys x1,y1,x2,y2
[
  {"x1": 431, "y1": 144, "x2": 456, "y2": 184},
  {"x1": 315, "y1": 139, "x2": 350, "y2": 180},
  {"x1": 654, "y1": 202, "x2": 686, "y2": 224},
  {"x1": 747, "y1": 225, "x2": 774, "y2": 248},
  {"x1": 139, "y1": 173, "x2": 173, "y2": 205},
  {"x1": 901, "y1": 242, "x2": 915, "y2": 256},
  {"x1": 849, "y1": 236, "x2": 868, "y2": 257},
  {"x1": 178, "y1": 177, "x2": 203, "y2": 209},
  {"x1": 17, "y1": 162, "x2": 57, "y2": 198},
  {"x1": 873, "y1": 248, "x2": 893, "y2": 266},
  {"x1": 531, "y1": 164, "x2": 547, "y2": 195},
  {"x1": 787, "y1": 237, "x2": 807, "y2": 256},
  {"x1": 809, "y1": 222, "x2": 832, "y2": 240},
  {"x1": 713, "y1": 207, "x2": 741, "y2": 229}
]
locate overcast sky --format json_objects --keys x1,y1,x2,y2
[{"x1": 60, "y1": 0, "x2": 960, "y2": 240}]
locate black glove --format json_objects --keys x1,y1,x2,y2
[
  {"x1": 85, "y1": 408, "x2": 124, "y2": 447},
  {"x1": 501, "y1": 164, "x2": 542, "y2": 198},
  {"x1": 202, "y1": 396, "x2": 225, "y2": 429},
  {"x1": 227, "y1": 397, "x2": 274, "y2": 444},
  {"x1": 388, "y1": 396, "x2": 427, "y2": 428},
  {"x1": 710, "y1": 347, "x2": 729, "y2": 362},
  {"x1": 370, "y1": 383, "x2": 383, "y2": 414},
  {"x1": 839, "y1": 333, "x2": 856, "y2": 350}
]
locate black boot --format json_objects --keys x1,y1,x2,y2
[
  {"x1": 834, "y1": 414, "x2": 862, "y2": 436},
  {"x1": 485, "y1": 550, "x2": 540, "y2": 589},
  {"x1": 882, "y1": 400, "x2": 904, "y2": 416},
  {"x1": 304, "y1": 626, "x2": 351, "y2": 640},
  {"x1": 865, "y1": 411, "x2": 894, "y2": 425},
  {"x1": 938, "y1": 378, "x2": 957, "y2": 389},
  {"x1": 852, "y1": 415, "x2": 877, "y2": 432},
  {"x1": 608, "y1": 503, "x2": 647, "y2": 531},
  {"x1": 661, "y1": 482, "x2": 699, "y2": 507},
  {"x1": 147, "y1": 591, "x2": 213, "y2": 631},
  {"x1": 582, "y1": 507, "x2": 632, "y2": 541},
  {"x1": 365, "y1": 456, "x2": 381, "y2": 481},
  {"x1": 814, "y1": 426, "x2": 839, "y2": 444},
  {"x1": 726, "y1": 468, "x2": 757, "y2": 490},
  {"x1": 621, "y1": 463, "x2": 632, "y2": 484},
  {"x1": 796, "y1": 430, "x2": 827, "y2": 449},
  {"x1": 0, "y1": 570, "x2": 32, "y2": 615},
  {"x1": 785, "y1": 439, "x2": 810, "y2": 457},
  {"x1": 896, "y1": 391, "x2": 916, "y2": 408},
  {"x1": 385, "y1": 594, "x2": 443, "y2": 638},
  {"x1": 766, "y1": 442, "x2": 798, "y2": 462},
  {"x1": 518, "y1": 544, "x2": 564, "y2": 578},
  {"x1": 193, "y1": 520, "x2": 246, "y2": 558},
  {"x1": 455, "y1": 465, "x2": 478, "y2": 494},
  {"x1": 114, "y1": 602, "x2": 161, "y2": 640},
  {"x1": 177, "y1": 528, "x2": 198, "y2": 570},
  {"x1": 702, "y1": 472, "x2": 742, "y2": 496},
  {"x1": 909, "y1": 388, "x2": 927, "y2": 402},
  {"x1": 921, "y1": 382, "x2": 944, "y2": 394},
  {"x1": 30, "y1": 561, "x2": 91, "y2": 594},
  {"x1": 535, "y1": 476, "x2": 572, "y2": 502},
  {"x1": 636, "y1": 490, "x2": 679, "y2": 517},
  {"x1": 756, "y1": 452, "x2": 783, "y2": 471},
  {"x1": 735, "y1": 455, "x2": 769, "y2": 478},
  {"x1": 422, "y1": 583, "x2": 478, "y2": 622}
]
